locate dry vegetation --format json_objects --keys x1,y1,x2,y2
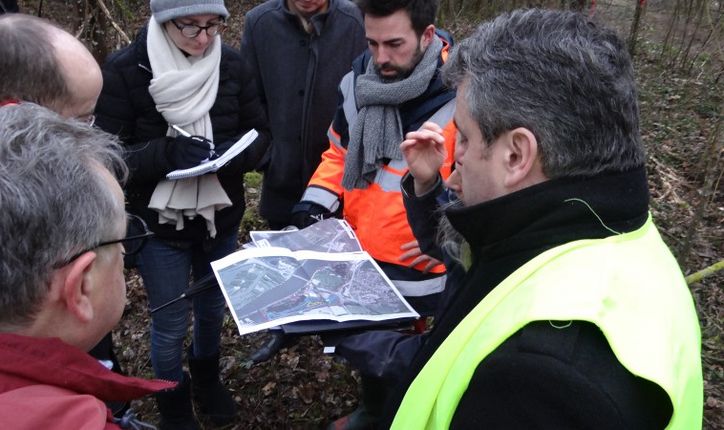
[{"x1": 14, "y1": 0, "x2": 723, "y2": 428}]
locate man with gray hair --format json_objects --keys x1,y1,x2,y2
[
  {"x1": 0, "y1": 13, "x2": 127, "y2": 414},
  {"x1": 0, "y1": 104, "x2": 174, "y2": 429},
  {"x1": 381, "y1": 9, "x2": 703, "y2": 428}
]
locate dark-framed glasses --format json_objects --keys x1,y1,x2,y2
[
  {"x1": 54, "y1": 214, "x2": 154, "y2": 268},
  {"x1": 170, "y1": 19, "x2": 226, "y2": 38}
]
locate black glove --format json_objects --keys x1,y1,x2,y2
[
  {"x1": 290, "y1": 201, "x2": 332, "y2": 229},
  {"x1": 166, "y1": 135, "x2": 213, "y2": 170},
  {"x1": 213, "y1": 139, "x2": 237, "y2": 158}
]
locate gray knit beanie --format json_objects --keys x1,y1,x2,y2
[{"x1": 150, "y1": 0, "x2": 229, "y2": 23}]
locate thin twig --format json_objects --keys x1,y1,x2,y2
[{"x1": 95, "y1": 0, "x2": 131, "y2": 45}]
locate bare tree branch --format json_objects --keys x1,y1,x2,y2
[{"x1": 96, "y1": 0, "x2": 131, "y2": 45}]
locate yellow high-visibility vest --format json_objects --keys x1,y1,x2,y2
[{"x1": 392, "y1": 216, "x2": 703, "y2": 429}]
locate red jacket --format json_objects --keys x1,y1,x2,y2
[{"x1": 0, "y1": 333, "x2": 175, "y2": 429}]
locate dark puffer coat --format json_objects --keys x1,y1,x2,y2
[{"x1": 95, "y1": 27, "x2": 269, "y2": 243}]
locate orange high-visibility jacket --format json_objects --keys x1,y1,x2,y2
[{"x1": 301, "y1": 36, "x2": 456, "y2": 298}]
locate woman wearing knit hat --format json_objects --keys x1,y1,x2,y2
[{"x1": 94, "y1": 0, "x2": 270, "y2": 428}]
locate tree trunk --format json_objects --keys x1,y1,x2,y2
[{"x1": 628, "y1": 0, "x2": 647, "y2": 57}]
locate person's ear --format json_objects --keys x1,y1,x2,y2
[
  {"x1": 421, "y1": 25, "x2": 435, "y2": 49},
  {"x1": 502, "y1": 127, "x2": 540, "y2": 188},
  {"x1": 60, "y1": 252, "x2": 97, "y2": 323}
]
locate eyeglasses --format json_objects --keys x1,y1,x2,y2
[
  {"x1": 170, "y1": 19, "x2": 226, "y2": 38},
  {"x1": 1, "y1": 100, "x2": 95, "y2": 126},
  {"x1": 54, "y1": 214, "x2": 154, "y2": 268}
]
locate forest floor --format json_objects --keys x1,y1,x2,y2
[{"x1": 15, "y1": 0, "x2": 723, "y2": 428}]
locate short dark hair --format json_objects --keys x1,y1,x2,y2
[
  {"x1": 0, "y1": 14, "x2": 70, "y2": 110},
  {"x1": 356, "y1": 0, "x2": 438, "y2": 36},
  {"x1": 442, "y1": 9, "x2": 644, "y2": 178}
]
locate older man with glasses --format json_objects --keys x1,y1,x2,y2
[
  {"x1": 0, "y1": 103, "x2": 174, "y2": 430},
  {"x1": 0, "y1": 12, "x2": 134, "y2": 416}
]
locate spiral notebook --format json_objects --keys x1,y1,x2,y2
[{"x1": 166, "y1": 128, "x2": 258, "y2": 180}]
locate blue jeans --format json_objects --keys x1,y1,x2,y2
[{"x1": 137, "y1": 233, "x2": 237, "y2": 382}]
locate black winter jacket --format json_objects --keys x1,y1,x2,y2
[
  {"x1": 95, "y1": 27, "x2": 269, "y2": 243},
  {"x1": 380, "y1": 168, "x2": 673, "y2": 428}
]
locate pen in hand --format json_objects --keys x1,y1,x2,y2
[
  {"x1": 171, "y1": 124, "x2": 192, "y2": 137},
  {"x1": 171, "y1": 124, "x2": 215, "y2": 150},
  {"x1": 171, "y1": 124, "x2": 216, "y2": 164}
]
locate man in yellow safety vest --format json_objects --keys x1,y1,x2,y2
[{"x1": 381, "y1": 8, "x2": 703, "y2": 429}]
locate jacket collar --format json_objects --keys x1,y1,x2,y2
[
  {"x1": 446, "y1": 167, "x2": 650, "y2": 263},
  {"x1": 0, "y1": 333, "x2": 174, "y2": 401},
  {"x1": 281, "y1": 0, "x2": 335, "y2": 35}
]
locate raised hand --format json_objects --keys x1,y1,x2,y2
[{"x1": 400, "y1": 121, "x2": 446, "y2": 196}]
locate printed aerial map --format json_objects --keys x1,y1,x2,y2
[
  {"x1": 212, "y1": 221, "x2": 417, "y2": 335},
  {"x1": 249, "y1": 218, "x2": 362, "y2": 253}
]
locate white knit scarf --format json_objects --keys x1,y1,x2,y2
[{"x1": 146, "y1": 16, "x2": 231, "y2": 238}]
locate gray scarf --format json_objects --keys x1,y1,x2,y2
[{"x1": 342, "y1": 35, "x2": 443, "y2": 190}]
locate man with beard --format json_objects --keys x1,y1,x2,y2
[
  {"x1": 383, "y1": 9, "x2": 703, "y2": 428},
  {"x1": 294, "y1": 0, "x2": 455, "y2": 317},
  {"x1": 291, "y1": 0, "x2": 456, "y2": 427}
]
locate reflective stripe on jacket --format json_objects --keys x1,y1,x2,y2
[
  {"x1": 392, "y1": 216, "x2": 703, "y2": 429},
  {"x1": 302, "y1": 40, "x2": 456, "y2": 295}
]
